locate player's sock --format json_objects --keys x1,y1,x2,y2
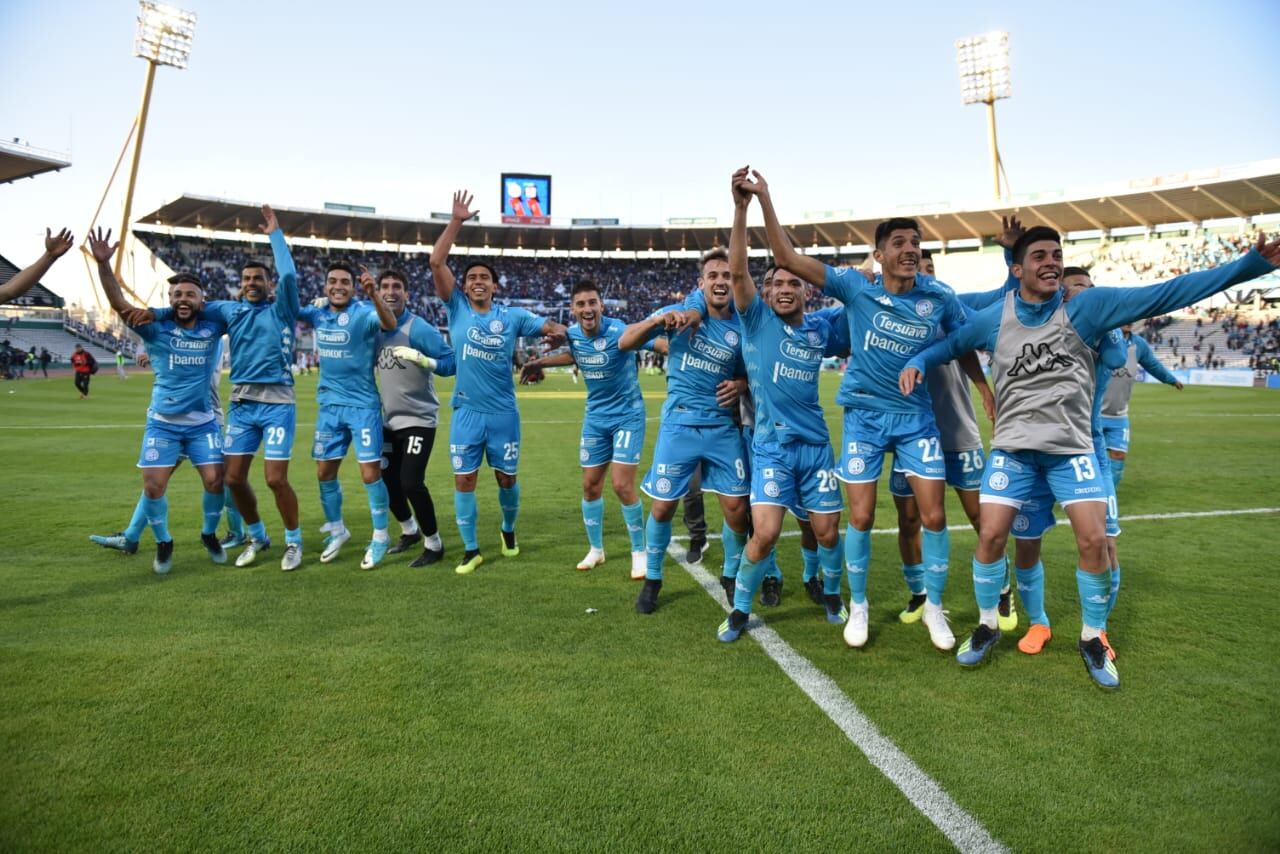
[
  {"x1": 498, "y1": 483, "x2": 520, "y2": 534},
  {"x1": 1110, "y1": 457, "x2": 1125, "y2": 487},
  {"x1": 453, "y1": 491, "x2": 478, "y2": 552},
  {"x1": 1077, "y1": 567, "x2": 1112, "y2": 637},
  {"x1": 1106, "y1": 564, "x2": 1121, "y2": 624},
  {"x1": 902, "y1": 563, "x2": 926, "y2": 596},
  {"x1": 818, "y1": 542, "x2": 842, "y2": 595},
  {"x1": 248, "y1": 520, "x2": 268, "y2": 543},
  {"x1": 201, "y1": 489, "x2": 224, "y2": 536},
  {"x1": 645, "y1": 516, "x2": 671, "y2": 581},
  {"x1": 581, "y1": 497, "x2": 605, "y2": 550},
  {"x1": 143, "y1": 495, "x2": 171, "y2": 543},
  {"x1": 364, "y1": 480, "x2": 390, "y2": 533},
  {"x1": 721, "y1": 522, "x2": 747, "y2": 580},
  {"x1": 1015, "y1": 561, "x2": 1050, "y2": 627},
  {"x1": 801, "y1": 547, "x2": 820, "y2": 583},
  {"x1": 844, "y1": 525, "x2": 870, "y2": 605},
  {"x1": 223, "y1": 487, "x2": 243, "y2": 537},
  {"x1": 764, "y1": 547, "x2": 782, "y2": 581},
  {"x1": 125, "y1": 492, "x2": 149, "y2": 543},
  {"x1": 733, "y1": 554, "x2": 766, "y2": 615},
  {"x1": 621, "y1": 501, "x2": 645, "y2": 552},
  {"x1": 319, "y1": 479, "x2": 343, "y2": 528},
  {"x1": 285, "y1": 527, "x2": 302, "y2": 546},
  {"x1": 922, "y1": 526, "x2": 950, "y2": 606},
  {"x1": 424, "y1": 531, "x2": 443, "y2": 551},
  {"x1": 400, "y1": 516, "x2": 419, "y2": 537},
  {"x1": 973, "y1": 556, "x2": 1005, "y2": 629}
]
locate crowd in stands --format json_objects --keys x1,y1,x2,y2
[{"x1": 1080, "y1": 229, "x2": 1266, "y2": 285}]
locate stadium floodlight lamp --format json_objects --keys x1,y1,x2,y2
[
  {"x1": 135, "y1": 1, "x2": 197, "y2": 69},
  {"x1": 955, "y1": 30, "x2": 1011, "y2": 200}
]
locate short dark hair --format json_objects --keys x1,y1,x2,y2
[
  {"x1": 462, "y1": 261, "x2": 497, "y2": 283},
  {"x1": 762, "y1": 266, "x2": 777, "y2": 286},
  {"x1": 920, "y1": 248, "x2": 933, "y2": 260},
  {"x1": 241, "y1": 260, "x2": 271, "y2": 277},
  {"x1": 377, "y1": 268, "x2": 409, "y2": 288},
  {"x1": 167, "y1": 271, "x2": 203, "y2": 288},
  {"x1": 1062, "y1": 266, "x2": 1091, "y2": 279},
  {"x1": 874, "y1": 217, "x2": 921, "y2": 249},
  {"x1": 570, "y1": 279, "x2": 600, "y2": 299},
  {"x1": 326, "y1": 260, "x2": 357, "y2": 281},
  {"x1": 1011, "y1": 226, "x2": 1061, "y2": 264},
  {"x1": 700, "y1": 247, "x2": 729, "y2": 271}
]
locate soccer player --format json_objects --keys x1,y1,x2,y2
[
  {"x1": 137, "y1": 206, "x2": 303, "y2": 570},
  {"x1": 901, "y1": 227, "x2": 1280, "y2": 687},
  {"x1": 1099, "y1": 318, "x2": 1182, "y2": 488},
  {"x1": 373, "y1": 268, "x2": 457, "y2": 567},
  {"x1": 298, "y1": 265, "x2": 398, "y2": 568},
  {"x1": 430, "y1": 191, "x2": 568, "y2": 575},
  {"x1": 716, "y1": 168, "x2": 845, "y2": 641},
  {"x1": 620, "y1": 249, "x2": 750, "y2": 615},
  {"x1": 749, "y1": 170, "x2": 989, "y2": 651},
  {"x1": 86, "y1": 228, "x2": 228, "y2": 573},
  {"x1": 0, "y1": 227, "x2": 73, "y2": 305},
  {"x1": 521, "y1": 279, "x2": 650, "y2": 579}
]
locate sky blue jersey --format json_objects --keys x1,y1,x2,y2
[
  {"x1": 1129, "y1": 333, "x2": 1178, "y2": 384},
  {"x1": 813, "y1": 305, "x2": 851, "y2": 356},
  {"x1": 823, "y1": 265, "x2": 967, "y2": 414},
  {"x1": 739, "y1": 294, "x2": 836, "y2": 446},
  {"x1": 568, "y1": 316, "x2": 646, "y2": 421},
  {"x1": 298, "y1": 300, "x2": 385, "y2": 409},
  {"x1": 133, "y1": 315, "x2": 228, "y2": 419},
  {"x1": 1092, "y1": 328, "x2": 1128, "y2": 443},
  {"x1": 639, "y1": 301, "x2": 744, "y2": 428},
  {"x1": 908, "y1": 250, "x2": 1276, "y2": 376},
  {"x1": 446, "y1": 290, "x2": 547, "y2": 414}
]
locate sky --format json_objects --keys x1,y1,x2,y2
[{"x1": 2, "y1": 0, "x2": 1278, "y2": 306}]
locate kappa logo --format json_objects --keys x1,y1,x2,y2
[
  {"x1": 655, "y1": 477, "x2": 673, "y2": 495},
  {"x1": 1007, "y1": 342, "x2": 1073, "y2": 377},
  {"x1": 989, "y1": 472, "x2": 1009, "y2": 491},
  {"x1": 763, "y1": 481, "x2": 780, "y2": 498},
  {"x1": 875, "y1": 294, "x2": 894, "y2": 307},
  {"x1": 1111, "y1": 366, "x2": 1133, "y2": 378}
]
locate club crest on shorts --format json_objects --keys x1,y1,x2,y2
[
  {"x1": 579, "y1": 447, "x2": 590, "y2": 463},
  {"x1": 1013, "y1": 514, "x2": 1029, "y2": 532},
  {"x1": 452, "y1": 455, "x2": 463, "y2": 469},
  {"x1": 144, "y1": 448, "x2": 159, "y2": 462},
  {"x1": 655, "y1": 477, "x2": 672, "y2": 495},
  {"x1": 763, "y1": 481, "x2": 780, "y2": 498},
  {"x1": 314, "y1": 441, "x2": 325, "y2": 456},
  {"x1": 989, "y1": 472, "x2": 1009, "y2": 491},
  {"x1": 848, "y1": 458, "x2": 865, "y2": 476}
]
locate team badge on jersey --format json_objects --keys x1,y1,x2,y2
[
  {"x1": 724, "y1": 330, "x2": 739, "y2": 347},
  {"x1": 807, "y1": 331, "x2": 822, "y2": 346},
  {"x1": 489, "y1": 319, "x2": 503, "y2": 333},
  {"x1": 593, "y1": 338, "x2": 607, "y2": 351},
  {"x1": 915, "y1": 299, "x2": 934, "y2": 318},
  {"x1": 198, "y1": 327, "x2": 213, "y2": 337},
  {"x1": 337, "y1": 312, "x2": 349, "y2": 327}
]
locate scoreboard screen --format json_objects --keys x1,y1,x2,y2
[{"x1": 500, "y1": 173, "x2": 551, "y2": 225}]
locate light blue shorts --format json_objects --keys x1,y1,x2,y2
[
  {"x1": 139, "y1": 417, "x2": 223, "y2": 468},
  {"x1": 449, "y1": 407, "x2": 521, "y2": 475},
  {"x1": 580, "y1": 411, "x2": 646, "y2": 467},
  {"x1": 642, "y1": 422, "x2": 748, "y2": 500},
  {"x1": 224, "y1": 400, "x2": 296, "y2": 460},
  {"x1": 313, "y1": 405, "x2": 384, "y2": 464},
  {"x1": 750, "y1": 440, "x2": 843, "y2": 517},
  {"x1": 838, "y1": 407, "x2": 945, "y2": 484}
]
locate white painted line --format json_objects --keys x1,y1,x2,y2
[
  {"x1": 668, "y1": 542, "x2": 1008, "y2": 854},
  {"x1": 671, "y1": 506, "x2": 1279, "y2": 541}
]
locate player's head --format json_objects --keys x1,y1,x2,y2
[
  {"x1": 769, "y1": 265, "x2": 806, "y2": 324},
  {"x1": 872, "y1": 218, "x2": 922, "y2": 280},
  {"x1": 570, "y1": 279, "x2": 603, "y2": 334},
  {"x1": 324, "y1": 261, "x2": 357, "y2": 308},
  {"x1": 462, "y1": 261, "x2": 497, "y2": 307},
  {"x1": 1011, "y1": 226, "x2": 1063, "y2": 299},
  {"x1": 920, "y1": 248, "x2": 935, "y2": 277},
  {"x1": 239, "y1": 260, "x2": 272, "y2": 304},
  {"x1": 74, "y1": 343, "x2": 83, "y2": 352},
  {"x1": 377, "y1": 269, "x2": 410, "y2": 314},
  {"x1": 698, "y1": 247, "x2": 731, "y2": 310},
  {"x1": 1060, "y1": 265, "x2": 1093, "y2": 301},
  {"x1": 167, "y1": 272, "x2": 205, "y2": 322},
  {"x1": 760, "y1": 266, "x2": 776, "y2": 306}
]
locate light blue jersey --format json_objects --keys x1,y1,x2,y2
[
  {"x1": 446, "y1": 290, "x2": 547, "y2": 414},
  {"x1": 298, "y1": 300, "x2": 385, "y2": 410},
  {"x1": 639, "y1": 302, "x2": 744, "y2": 427},
  {"x1": 133, "y1": 316, "x2": 228, "y2": 421},
  {"x1": 739, "y1": 295, "x2": 835, "y2": 446},
  {"x1": 568, "y1": 316, "x2": 646, "y2": 422},
  {"x1": 824, "y1": 265, "x2": 967, "y2": 414}
]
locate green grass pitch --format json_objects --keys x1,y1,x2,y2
[{"x1": 1, "y1": 370, "x2": 1277, "y2": 851}]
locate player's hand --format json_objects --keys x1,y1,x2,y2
[
  {"x1": 715, "y1": 377, "x2": 747, "y2": 408},
  {"x1": 358, "y1": 265, "x2": 378, "y2": 298},
  {"x1": 995, "y1": 215, "x2": 1025, "y2": 250},
  {"x1": 663, "y1": 309, "x2": 700, "y2": 335},
  {"x1": 118, "y1": 306, "x2": 151, "y2": 327},
  {"x1": 311, "y1": 296, "x2": 328, "y2": 308},
  {"x1": 738, "y1": 169, "x2": 769, "y2": 199},
  {"x1": 1254, "y1": 232, "x2": 1280, "y2": 267},
  {"x1": 731, "y1": 166, "x2": 752, "y2": 208},
  {"x1": 541, "y1": 321, "x2": 568, "y2": 348},
  {"x1": 135, "y1": 351, "x2": 151, "y2": 369},
  {"x1": 258, "y1": 204, "x2": 279, "y2": 235},
  {"x1": 45, "y1": 227, "x2": 73, "y2": 259},
  {"x1": 519, "y1": 360, "x2": 545, "y2": 384},
  {"x1": 451, "y1": 190, "x2": 477, "y2": 222},
  {"x1": 1174, "y1": 380, "x2": 1184, "y2": 390},
  {"x1": 390, "y1": 345, "x2": 433, "y2": 370},
  {"x1": 899, "y1": 366, "x2": 923, "y2": 397},
  {"x1": 86, "y1": 227, "x2": 117, "y2": 263}
]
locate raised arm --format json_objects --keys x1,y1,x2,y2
[
  {"x1": 619, "y1": 307, "x2": 679, "y2": 352},
  {"x1": 87, "y1": 228, "x2": 145, "y2": 324},
  {"x1": 260, "y1": 205, "x2": 299, "y2": 321},
  {"x1": 540, "y1": 317, "x2": 568, "y2": 348},
  {"x1": 0, "y1": 228, "x2": 73, "y2": 305},
  {"x1": 959, "y1": 218, "x2": 1024, "y2": 311},
  {"x1": 358, "y1": 267, "x2": 398, "y2": 331},
  {"x1": 430, "y1": 191, "x2": 476, "y2": 302},
  {"x1": 739, "y1": 169, "x2": 827, "y2": 287},
  {"x1": 1072, "y1": 236, "x2": 1280, "y2": 342},
  {"x1": 729, "y1": 167, "x2": 757, "y2": 313},
  {"x1": 1134, "y1": 334, "x2": 1180, "y2": 386}
]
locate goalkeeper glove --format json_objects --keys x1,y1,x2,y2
[{"x1": 391, "y1": 345, "x2": 436, "y2": 371}]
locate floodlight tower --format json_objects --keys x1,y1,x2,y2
[
  {"x1": 112, "y1": 1, "x2": 197, "y2": 282},
  {"x1": 955, "y1": 31, "x2": 1011, "y2": 201}
]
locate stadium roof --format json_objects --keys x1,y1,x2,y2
[
  {"x1": 0, "y1": 139, "x2": 70, "y2": 185},
  {"x1": 136, "y1": 160, "x2": 1280, "y2": 253},
  {"x1": 0, "y1": 254, "x2": 65, "y2": 308}
]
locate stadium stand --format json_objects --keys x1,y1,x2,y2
[{"x1": 1, "y1": 317, "x2": 120, "y2": 364}]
